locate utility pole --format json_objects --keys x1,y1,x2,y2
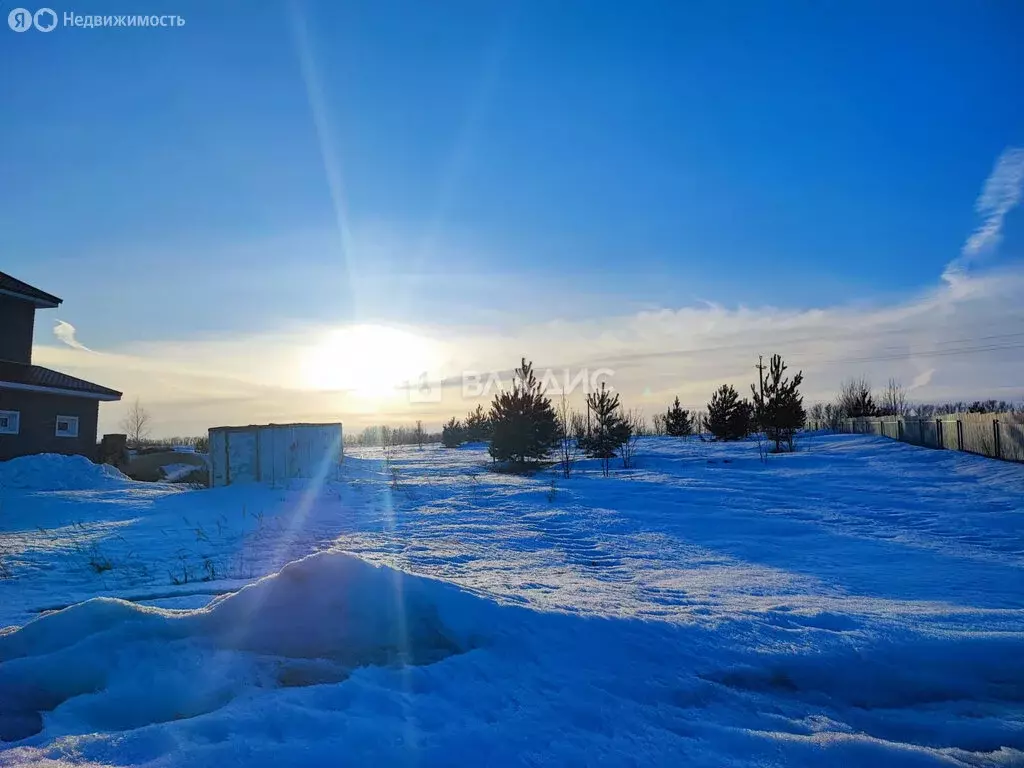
[{"x1": 755, "y1": 355, "x2": 766, "y2": 401}]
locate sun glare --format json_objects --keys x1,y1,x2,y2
[{"x1": 301, "y1": 325, "x2": 436, "y2": 401}]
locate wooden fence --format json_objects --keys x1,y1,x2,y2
[{"x1": 806, "y1": 412, "x2": 1024, "y2": 464}]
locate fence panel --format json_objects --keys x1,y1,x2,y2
[
  {"x1": 902, "y1": 419, "x2": 924, "y2": 446},
  {"x1": 920, "y1": 419, "x2": 940, "y2": 449},
  {"x1": 809, "y1": 412, "x2": 1021, "y2": 464},
  {"x1": 959, "y1": 414, "x2": 997, "y2": 458},
  {"x1": 998, "y1": 414, "x2": 1024, "y2": 463}
]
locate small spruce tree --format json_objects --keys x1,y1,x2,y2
[
  {"x1": 488, "y1": 358, "x2": 559, "y2": 467},
  {"x1": 664, "y1": 396, "x2": 693, "y2": 437},
  {"x1": 441, "y1": 418, "x2": 464, "y2": 448},
  {"x1": 737, "y1": 399, "x2": 755, "y2": 437},
  {"x1": 580, "y1": 383, "x2": 630, "y2": 475},
  {"x1": 751, "y1": 354, "x2": 805, "y2": 452},
  {"x1": 463, "y1": 404, "x2": 492, "y2": 442},
  {"x1": 704, "y1": 384, "x2": 749, "y2": 441}
]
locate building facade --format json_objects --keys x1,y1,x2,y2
[{"x1": 0, "y1": 271, "x2": 121, "y2": 461}]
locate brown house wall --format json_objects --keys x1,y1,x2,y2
[
  {"x1": 0, "y1": 389, "x2": 100, "y2": 461},
  {"x1": 0, "y1": 297, "x2": 36, "y2": 364}
]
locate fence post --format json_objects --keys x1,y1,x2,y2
[
  {"x1": 994, "y1": 419, "x2": 1001, "y2": 459},
  {"x1": 936, "y1": 419, "x2": 943, "y2": 449},
  {"x1": 897, "y1": 420, "x2": 903, "y2": 441},
  {"x1": 956, "y1": 419, "x2": 963, "y2": 451}
]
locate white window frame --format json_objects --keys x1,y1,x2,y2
[
  {"x1": 55, "y1": 415, "x2": 79, "y2": 438},
  {"x1": 0, "y1": 410, "x2": 19, "y2": 435}
]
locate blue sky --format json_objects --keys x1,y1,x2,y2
[{"x1": 2, "y1": 1, "x2": 1023, "y2": 433}]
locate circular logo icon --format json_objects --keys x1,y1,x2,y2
[
  {"x1": 34, "y1": 7, "x2": 57, "y2": 31},
  {"x1": 8, "y1": 7, "x2": 33, "y2": 31}
]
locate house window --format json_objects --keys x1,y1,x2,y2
[
  {"x1": 0, "y1": 410, "x2": 19, "y2": 435},
  {"x1": 55, "y1": 415, "x2": 79, "y2": 438}
]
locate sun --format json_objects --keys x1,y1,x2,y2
[{"x1": 301, "y1": 325, "x2": 436, "y2": 401}]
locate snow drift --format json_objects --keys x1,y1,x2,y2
[
  {"x1": 2, "y1": 437, "x2": 1024, "y2": 766},
  {"x1": 4, "y1": 548, "x2": 1023, "y2": 765},
  {"x1": 0, "y1": 552, "x2": 475, "y2": 743},
  {"x1": 0, "y1": 454, "x2": 130, "y2": 492}
]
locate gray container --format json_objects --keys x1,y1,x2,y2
[{"x1": 208, "y1": 422, "x2": 343, "y2": 487}]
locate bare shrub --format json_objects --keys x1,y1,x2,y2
[
  {"x1": 879, "y1": 378, "x2": 908, "y2": 417},
  {"x1": 620, "y1": 409, "x2": 644, "y2": 469},
  {"x1": 380, "y1": 425, "x2": 397, "y2": 468},
  {"x1": 556, "y1": 394, "x2": 581, "y2": 478},
  {"x1": 120, "y1": 398, "x2": 152, "y2": 448}
]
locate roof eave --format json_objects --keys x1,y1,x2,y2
[
  {"x1": 0, "y1": 287, "x2": 62, "y2": 308},
  {"x1": 0, "y1": 380, "x2": 122, "y2": 401}
]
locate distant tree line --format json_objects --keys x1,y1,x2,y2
[
  {"x1": 441, "y1": 403, "x2": 494, "y2": 447},
  {"x1": 807, "y1": 377, "x2": 1022, "y2": 429},
  {"x1": 120, "y1": 365, "x2": 1020, "y2": 475},
  {"x1": 913, "y1": 400, "x2": 1021, "y2": 416},
  {"x1": 347, "y1": 423, "x2": 441, "y2": 447}
]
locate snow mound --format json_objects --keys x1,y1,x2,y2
[
  {"x1": 159, "y1": 463, "x2": 200, "y2": 482},
  {"x1": 197, "y1": 551, "x2": 467, "y2": 665},
  {"x1": 0, "y1": 454, "x2": 131, "y2": 491},
  {"x1": 2, "y1": 548, "x2": 1023, "y2": 763},
  {"x1": 0, "y1": 552, "x2": 472, "y2": 742}
]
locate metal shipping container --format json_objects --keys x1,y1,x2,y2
[{"x1": 208, "y1": 422, "x2": 343, "y2": 487}]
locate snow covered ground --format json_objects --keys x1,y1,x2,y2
[{"x1": 1, "y1": 435, "x2": 1023, "y2": 766}]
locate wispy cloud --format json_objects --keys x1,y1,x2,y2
[
  {"x1": 31, "y1": 264, "x2": 1024, "y2": 436},
  {"x1": 52, "y1": 320, "x2": 92, "y2": 352},
  {"x1": 907, "y1": 368, "x2": 934, "y2": 393},
  {"x1": 945, "y1": 146, "x2": 1024, "y2": 284}
]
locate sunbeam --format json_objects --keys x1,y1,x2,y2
[{"x1": 287, "y1": 0, "x2": 357, "y2": 320}]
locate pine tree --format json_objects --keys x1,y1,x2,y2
[
  {"x1": 463, "y1": 404, "x2": 492, "y2": 442},
  {"x1": 580, "y1": 383, "x2": 630, "y2": 475},
  {"x1": 751, "y1": 354, "x2": 805, "y2": 452},
  {"x1": 836, "y1": 378, "x2": 877, "y2": 418},
  {"x1": 664, "y1": 396, "x2": 693, "y2": 437},
  {"x1": 488, "y1": 358, "x2": 559, "y2": 467},
  {"x1": 738, "y1": 399, "x2": 755, "y2": 437},
  {"x1": 704, "y1": 384, "x2": 749, "y2": 441},
  {"x1": 441, "y1": 418, "x2": 463, "y2": 448}
]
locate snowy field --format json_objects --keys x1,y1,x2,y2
[{"x1": 1, "y1": 435, "x2": 1023, "y2": 766}]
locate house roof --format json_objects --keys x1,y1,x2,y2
[
  {"x1": 0, "y1": 271, "x2": 62, "y2": 308},
  {"x1": 0, "y1": 361, "x2": 122, "y2": 401}
]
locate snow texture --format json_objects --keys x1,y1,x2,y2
[
  {"x1": 0, "y1": 454, "x2": 130, "y2": 492},
  {"x1": 1, "y1": 435, "x2": 1023, "y2": 766}
]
